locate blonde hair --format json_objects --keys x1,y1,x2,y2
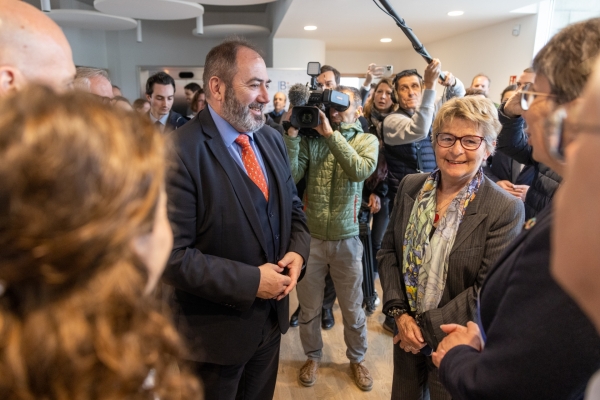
[
  {"x1": 363, "y1": 78, "x2": 398, "y2": 120},
  {"x1": 432, "y1": 96, "x2": 500, "y2": 155},
  {"x1": 0, "y1": 85, "x2": 201, "y2": 399}
]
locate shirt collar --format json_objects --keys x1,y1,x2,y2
[
  {"x1": 271, "y1": 109, "x2": 284, "y2": 117},
  {"x1": 208, "y1": 104, "x2": 254, "y2": 148},
  {"x1": 149, "y1": 111, "x2": 169, "y2": 125}
]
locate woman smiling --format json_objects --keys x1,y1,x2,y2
[{"x1": 378, "y1": 96, "x2": 524, "y2": 399}]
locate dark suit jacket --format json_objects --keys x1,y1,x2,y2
[
  {"x1": 378, "y1": 173, "x2": 524, "y2": 349},
  {"x1": 164, "y1": 108, "x2": 310, "y2": 365},
  {"x1": 148, "y1": 110, "x2": 188, "y2": 133},
  {"x1": 166, "y1": 110, "x2": 187, "y2": 131},
  {"x1": 439, "y1": 206, "x2": 600, "y2": 400}
]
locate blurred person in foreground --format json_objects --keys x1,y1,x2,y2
[
  {"x1": 432, "y1": 18, "x2": 600, "y2": 400},
  {"x1": 552, "y1": 55, "x2": 600, "y2": 400},
  {"x1": 0, "y1": 0, "x2": 75, "y2": 96},
  {"x1": 113, "y1": 95, "x2": 133, "y2": 111},
  {"x1": 378, "y1": 96, "x2": 524, "y2": 400},
  {"x1": 0, "y1": 85, "x2": 201, "y2": 399}
]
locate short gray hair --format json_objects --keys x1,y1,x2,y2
[
  {"x1": 432, "y1": 96, "x2": 500, "y2": 155},
  {"x1": 533, "y1": 17, "x2": 600, "y2": 105},
  {"x1": 74, "y1": 67, "x2": 110, "y2": 91}
]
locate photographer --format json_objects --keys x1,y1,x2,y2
[{"x1": 284, "y1": 86, "x2": 378, "y2": 391}]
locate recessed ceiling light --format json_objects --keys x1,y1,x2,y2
[
  {"x1": 304, "y1": 25, "x2": 317, "y2": 31},
  {"x1": 380, "y1": 38, "x2": 392, "y2": 43},
  {"x1": 448, "y1": 11, "x2": 464, "y2": 16}
]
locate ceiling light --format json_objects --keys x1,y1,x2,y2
[
  {"x1": 448, "y1": 11, "x2": 464, "y2": 16},
  {"x1": 304, "y1": 25, "x2": 317, "y2": 31},
  {"x1": 380, "y1": 38, "x2": 392, "y2": 43}
]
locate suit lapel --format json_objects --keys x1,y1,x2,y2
[
  {"x1": 254, "y1": 129, "x2": 288, "y2": 256},
  {"x1": 201, "y1": 111, "x2": 269, "y2": 257}
]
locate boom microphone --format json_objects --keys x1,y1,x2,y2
[{"x1": 288, "y1": 83, "x2": 310, "y2": 107}]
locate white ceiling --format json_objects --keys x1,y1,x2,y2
[{"x1": 275, "y1": 0, "x2": 539, "y2": 50}]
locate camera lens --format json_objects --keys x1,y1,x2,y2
[{"x1": 301, "y1": 112, "x2": 313, "y2": 124}]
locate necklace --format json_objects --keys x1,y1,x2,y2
[{"x1": 434, "y1": 197, "x2": 455, "y2": 224}]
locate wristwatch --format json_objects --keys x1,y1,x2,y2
[{"x1": 387, "y1": 307, "x2": 408, "y2": 319}]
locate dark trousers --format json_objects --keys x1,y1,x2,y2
[
  {"x1": 371, "y1": 196, "x2": 390, "y2": 274},
  {"x1": 323, "y1": 272, "x2": 336, "y2": 309},
  {"x1": 392, "y1": 343, "x2": 451, "y2": 400},
  {"x1": 192, "y1": 310, "x2": 281, "y2": 400}
]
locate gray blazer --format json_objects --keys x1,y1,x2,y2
[{"x1": 378, "y1": 173, "x2": 524, "y2": 349}]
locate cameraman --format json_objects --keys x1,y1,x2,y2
[{"x1": 284, "y1": 87, "x2": 378, "y2": 391}]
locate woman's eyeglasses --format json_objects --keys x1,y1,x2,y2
[
  {"x1": 436, "y1": 133, "x2": 485, "y2": 150},
  {"x1": 520, "y1": 83, "x2": 557, "y2": 111}
]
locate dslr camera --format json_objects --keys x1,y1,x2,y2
[{"x1": 290, "y1": 62, "x2": 350, "y2": 137}]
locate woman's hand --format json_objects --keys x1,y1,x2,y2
[
  {"x1": 368, "y1": 193, "x2": 381, "y2": 214},
  {"x1": 393, "y1": 314, "x2": 426, "y2": 354},
  {"x1": 432, "y1": 322, "x2": 484, "y2": 367}
]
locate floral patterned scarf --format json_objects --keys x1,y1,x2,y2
[{"x1": 403, "y1": 168, "x2": 483, "y2": 313}]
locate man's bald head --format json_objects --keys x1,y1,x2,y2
[{"x1": 0, "y1": 0, "x2": 75, "y2": 96}]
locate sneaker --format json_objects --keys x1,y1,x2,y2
[
  {"x1": 350, "y1": 361, "x2": 373, "y2": 391},
  {"x1": 298, "y1": 359, "x2": 319, "y2": 387},
  {"x1": 374, "y1": 290, "x2": 381, "y2": 306}
]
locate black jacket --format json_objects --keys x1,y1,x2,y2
[
  {"x1": 163, "y1": 108, "x2": 310, "y2": 365},
  {"x1": 383, "y1": 109, "x2": 437, "y2": 200},
  {"x1": 496, "y1": 104, "x2": 562, "y2": 219},
  {"x1": 439, "y1": 206, "x2": 600, "y2": 400}
]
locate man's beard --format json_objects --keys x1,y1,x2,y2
[{"x1": 221, "y1": 85, "x2": 265, "y2": 132}]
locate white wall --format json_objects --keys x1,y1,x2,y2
[
  {"x1": 326, "y1": 50, "x2": 402, "y2": 75},
  {"x1": 273, "y1": 38, "x2": 326, "y2": 69},
  {"x1": 105, "y1": 19, "x2": 271, "y2": 100},
  {"x1": 327, "y1": 14, "x2": 538, "y2": 102}
]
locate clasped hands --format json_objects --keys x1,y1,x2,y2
[
  {"x1": 256, "y1": 251, "x2": 303, "y2": 301},
  {"x1": 431, "y1": 322, "x2": 484, "y2": 367}
]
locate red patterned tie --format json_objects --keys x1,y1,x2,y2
[{"x1": 235, "y1": 134, "x2": 269, "y2": 201}]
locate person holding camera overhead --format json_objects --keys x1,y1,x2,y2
[{"x1": 284, "y1": 86, "x2": 379, "y2": 391}]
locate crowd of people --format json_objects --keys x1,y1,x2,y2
[{"x1": 1, "y1": 1, "x2": 600, "y2": 399}]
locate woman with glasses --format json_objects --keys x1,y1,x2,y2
[
  {"x1": 431, "y1": 18, "x2": 600, "y2": 400},
  {"x1": 378, "y1": 96, "x2": 524, "y2": 400}
]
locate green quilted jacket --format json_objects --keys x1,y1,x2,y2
[{"x1": 284, "y1": 121, "x2": 379, "y2": 240}]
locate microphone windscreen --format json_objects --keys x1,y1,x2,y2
[{"x1": 288, "y1": 83, "x2": 310, "y2": 107}]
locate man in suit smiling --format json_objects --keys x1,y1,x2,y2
[{"x1": 163, "y1": 38, "x2": 310, "y2": 400}]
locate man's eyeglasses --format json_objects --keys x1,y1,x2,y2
[
  {"x1": 436, "y1": 133, "x2": 485, "y2": 150},
  {"x1": 520, "y1": 83, "x2": 557, "y2": 111}
]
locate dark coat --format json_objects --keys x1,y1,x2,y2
[
  {"x1": 378, "y1": 173, "x2": 524, "y2": 349},
  {"x1": 163, "y1": 108, "x2": 310, "y2": 365},
  {"x1": 439, "y1": 206, "x2": 600, "y2": 400},
  {"x1": 166, "y1": 110, "x2": 188, "y2": 131},
  {"x1": 496, "y1": 104, "x2": 562, "y2": 219}
]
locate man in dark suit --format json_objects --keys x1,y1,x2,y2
[
  {"x1": 145, "y1": 72, "x2": 187, "y2": 133},
  {"x1": 163, "y1": 38, "x2": 310, "y2": 400}
]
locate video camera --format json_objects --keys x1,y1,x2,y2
[{"x1": 290, "y1": 62, "x2": 350, "y2": 137}]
